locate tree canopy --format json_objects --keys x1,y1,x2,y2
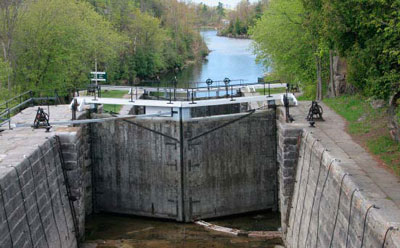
[
  {"x1": 0, "y1": 0, "x2": 209, "y2": 100},
  {"x1": 251, "y1": 0, "x2": 400, "y2": 101}
]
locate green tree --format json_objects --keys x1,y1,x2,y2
[
  {"x1": 216, "y1": 2, "x2": 225, "y2": 17},
  {"x1": 234, "y1": 18, "x2": 242, "y2": 35},
  {"x1": 250, "y1": 0, "x2": 319, "y2": 98},
  {"x1": 0, "y1": 0, "x2": 24, "y2": 92},
  {"x1": 13, "y1": 0, "x2": 122, "y2": 91},
  {"x1": 220, "y1": 0, "x2": 268, "y2": 37}
]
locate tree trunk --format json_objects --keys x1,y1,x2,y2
[
  {"x1": 316, "y1": 56, "x2": 322, "y2": 101},
  {"x1": 388, "y1": 91, "x2": 400, "y2": 143},
  {"x1": 328, "y1": 50, "x2": 336, "y2": 98},
  {"x1": 332, "y1": 56, "x2": 352, "y2": 96}
]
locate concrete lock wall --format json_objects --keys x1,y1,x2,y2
[
  {"x1": 91, "y1": 109, "x2": 278, "y2": 222},
  {"x1": 0, "y1": 137, "x2": 78, "y2": 248},
  {"x1": 277, "y1": 108, "x2": 400, "y2": 248},
  {"x1": 57, "y1": 126, "x2": 92, "y2": 240}
]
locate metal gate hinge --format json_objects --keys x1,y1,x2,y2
[
  {"x1": 188, "y1": 160, "x2": 200, "y2": 171},
  {"x1": 165, "y1": 142, "x2": 177, "y2": 149},
  {"x1": 188, "y1": 142, "x2": 201, "y2": 151},
  {"x1": 167, "y1": 160, "x2": 177, "y2": 170}
]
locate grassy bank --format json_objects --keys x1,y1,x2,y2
[
  {"x1": 324, "y1": 95, "x2": 400, "y2": 175},
  {"x1": 101, "y1": 90, "x2": 127, "y2": 113},
  {"x1": 256, "y1": 88, "x2": 286, "y2": 95}
]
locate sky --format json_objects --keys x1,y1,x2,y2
[{"x1": 188, "y1": 0, "x2": 259, "y2": 8}]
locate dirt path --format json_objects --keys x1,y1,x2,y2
[{"x1": 294, "y1": 101, "x2": 400, "y2": 209}]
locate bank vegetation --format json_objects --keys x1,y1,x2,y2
[
  {"x1": 250, "y1": 0, "x2": 400, "y2": 170},
  {"x1": 0, "y1": 0, "x2": 209, "y2": 101}
]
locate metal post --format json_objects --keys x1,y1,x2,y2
[
  {"x1": 47, "y1": 96, "x2": 50, "y2": 119},
  {"x1": 157, "y1": 79, "x2": 160, "y2": 100},
  {"x1": 190, "y1": 89, "x2": 196, "y2": 104},
  {"x1": 224, "y1": 78, "x2": 230, "y2": 98},
  {"x1": 173, "y1": 76, "x2": 177, "y2": 101},
  {"x1": 216, "y1": 81, "x2": 220, "y2": 98},
  {"x1": 230, "y1": 85, "x2": 235, "y2": 101},
  {"x1": 263, "y1": 80, "x2": 266, "y2": 95},
  {"x1": 95, "y1": 57, "x2": 98, "y2": 87},
  {"x1": 268, "y1": 81, "x2": 271, "y2": 97},
  {"x1": 72, "y1": 98, "x2": 77, "y2": 120},
  {"x1": 284, "y1": 83, "x2": 292, "y2": 123},
  {"x1": 93, "y1": 86, "x2": 97, "y2": 101},
  {"x1": 7, "y1": 108, "x2": 11, "y2": 130},
  {"x1": 169, "y1": 87, "x2": 172, "y2": 104}
]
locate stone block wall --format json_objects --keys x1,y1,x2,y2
[
  {"x1": 57, "y1": 125, "x2": 92, "y2": 241},
  {"x1": 0, "y1": 137, "x2": 77, "y2": 248},
  {"x1": 279, "y1": 128, "x2": 400, "y2": 247},
  {"x1": 276, "y1": 121, "x2": 302, "y2": 236}
]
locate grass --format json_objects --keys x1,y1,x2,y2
[
  {"x1": 324, "y1": 95, "x2": 373, "y2": 134},
  {"x1": 100, "y1": 90, "x2": 127, "y2": 113},
  {"x1": 324, "y1": 95, "x2": 400, "y2": 175},
  {"x1": 296, "y1": 95, "x2": 313, "y2": 101},
  {"x1": 256, "y1": 87, "x2": 286, "y2": 95}
]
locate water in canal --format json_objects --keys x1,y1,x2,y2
[
  {"x1": 84, "y1": 211, "x2": 283, "y2": 248},
  {"x1": 160, "y1": 29, "x2": 267, "y2": 88}
]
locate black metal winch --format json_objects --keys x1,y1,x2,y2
[
  {"x1": 306, "y1": 101, "x2": 324, "y2": 127},
  {"x1": 32, "y1": 107, "x2": 51, "y2": 131}
]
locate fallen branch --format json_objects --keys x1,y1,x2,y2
[{"x1": 195, "y1": 220, "x2": 282, "y2": 239}]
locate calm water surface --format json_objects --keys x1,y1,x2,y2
[
  {"x1": 84, "y1": 211, "x2": 282, "y2": 248},
  {"x1": 161, "y1": 29, "x2": 266, "y2": 88}
]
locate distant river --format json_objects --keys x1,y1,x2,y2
[{"x1": 161, "y1": 29, "x2": 267, "y2": 88}]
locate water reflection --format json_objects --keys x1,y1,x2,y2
[{"x1": 159, "y1": 29, "x2": 267, "y2": 88}]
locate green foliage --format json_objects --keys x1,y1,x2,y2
[
  {"x1": 250, "y1": 0, "x2": 320, "y2": 95},
  {"x1": 0, "y1": 0, "x2": 208, "y2": 98},
  {"x1": 324, "y1": 95, "x2": 400, "y2": 175},
  {"x1": 13, "y1": 0, "x2": 122, "y2": 92},
  {"x1": 0, "y1": 58, "x2": 12, "y2": 101},
  {"x1": 251, "y1": 0, "x2": 400, "y2": 101},
  {"x1": 195, "y1": 2, "x2": 225, "y2": 27},
  {"x1": 101, "y1": 90, "x2": 127, "y2": 113},
  {"x1": 216, "y1": 2, "x2": 225, "y2": 17},
  {"x1": 106, "y1": 5, "x2": 167, "y2": 82},
  {"x1": 219, "y1": 0, "x2": 266, "y2": 37},
  {"x1": 92, "y1": 0, "x2": 208, "y2": 83},
  {"x1": 256, "y1": 87, "x2": 286, "y2": 95},
  {"x1": 320, "y1": 0, "x2": 400, "y2": 99}
]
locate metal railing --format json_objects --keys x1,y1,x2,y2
[
  {"x1": 99, "y1": 79, "x2": 284, "y2": 103},
  {"x1": 0, "y1": 90, "x2": 63, "y2": 128},
  {"x1": 0, "y1": 91, "x2": 33, "y2": 128}
]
